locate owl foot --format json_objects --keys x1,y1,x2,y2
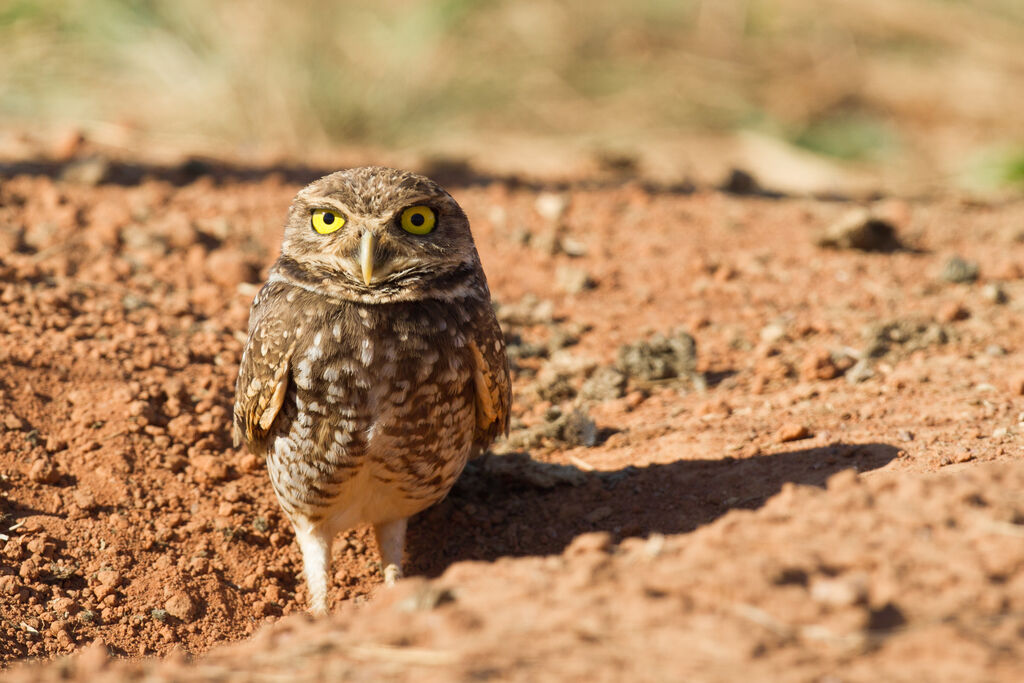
[
  {"x1": 373, "y1": 518, "x2": 408, "y2": 587},
  {"x1": 293, "y1": 520, "x2": 332, "y2": 615},
  {"x1": 383, "y1": 563, "x2": 403, "y2": 586}
]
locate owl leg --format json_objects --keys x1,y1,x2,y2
[
  {"x1": 372, "y1": 518, "x2": 407, "y2": 586},
  {"x1": 292, "y1": 519, "x2": 332, "y2": 615}
]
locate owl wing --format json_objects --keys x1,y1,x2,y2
[
  {"x1": 232, "y1": 287, "x2": 299, "y2": 449},
  {"x1": 468, "y1": 306, "x2": 511, "y2": 453}
]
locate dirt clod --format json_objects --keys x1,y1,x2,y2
[
  {"x1": 845, "y1": 358, "x2": 874, "y2": 384},
  {"x1": 565, "y1": 531, "x2": 612, "y2": 555},
  {"x1": 495, "y1": 294, "x2": 555, "y2": 326},
  {"x1": 95, "y1": 570, "x2": 120, "y2": 589},
  {"x1": 555, "y1": 265, "x2": 596, "y2": 294},
  {"x1": 937, "y1": 302, "x2": 970, "y2": 323},
  {"x1": 534, "y1": 192, "x2": 569, "y2": 223},
  {"x1": 27, "y1": 459, "x2": 60, "y2": 485},
  {"x1": 810, "y1": 574, "x2": 869, "y2": 607},
  {"x1": 504, "y1": 405, "x2": 600, "y2": 451},
  {"x1": 800, "y1": 349, "x2": 842, "y2": 381},
  {"x1": 982, "y1": 283, "x2": 1008, "y2": 304},
  {"x1": 940, "y1": 256, "x2": 980, "y2": 283},
  {"x1": 191, "y1": 455, "x2": 229, "y2": 483},
  {"x1": 616, "y1": 328, "x2": 699, "y2": 383},
  {"x1": 559, "y1": 409, "x2": 599, "y2": 448},
  {"x1": 580, "y1": 366, "x2": 628, "y2": 401},
  {"x1": 164, "y1": 593, "x2": 197, "y2": 622},
  {"x1": 720, "y1": 168, "x2": 760, "y2": 195},
  {"x1": 59, "y1": 157, "x2": 110, "y2": 186},
  {"x1": 816, "y1": 209, "x2": 901, "y2": 252},
  {"x1": 863, "y1": 318, "x2": 950, "y2": 358},
  {"x1": 775, "y1": 423, "x2": 812, "y2": 443}
]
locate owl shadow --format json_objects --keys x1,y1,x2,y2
[{"x1": 405, "y1": 442, "x2": 898, "y2": 578}]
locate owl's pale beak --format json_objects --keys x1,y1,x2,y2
[{"x1": 360, "y1": 230, "x2": 376, "y2": 286}]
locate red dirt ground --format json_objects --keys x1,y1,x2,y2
[{"x1": 0, "y1": 159, "x2": 1022, "y2": 680}]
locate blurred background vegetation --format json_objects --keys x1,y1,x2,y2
[{"x1": 1, "y1": 0, "x2": 1023, "y2": 192}]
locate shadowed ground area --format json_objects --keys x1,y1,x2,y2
[{"x1": 409, "y1": 443, "x2": 898, "y2": 574}]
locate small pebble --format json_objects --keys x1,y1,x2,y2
[
  {"x1": 720, "y1": 168, "x2": 760, "y2": 195},
  {"x1": 28, "y1": 459, "x2": 61, "y2": 485},
  {"x1": 555, "y1": 266, "x2": 595, "y2": 294},
  {"x1": 616, "y1": 328, "x2": 698, "y2": 382},
  {"x1": 191, "y1": 455, "x2": 229, "y2": 482},
  {"x1": 238, "y1": 453, "x2": 261, "y2": 473},
  {"x1": 624, "y1": 391, "x2": 646, "y2": 411},
  {"x1": 560, "y1": 409, "x2": 599, "y2": 448},
  {"x1": 534, "y1": 193, "x2": 569, "y2": 222},
  {"x1": 800, "y1": 349, "x2": 841, "y2": 381},
  {"x1": 580, "y1": 366, "x2": 627, "y2": 401},
  {"x1": 810, "y1": 574, "x2": 869, "y2": 607},
  {"x1": 846, "y1": 359, "x2": 874, "y2": 384},
  {"x1": 165, "y1": 455, "x2": 188, "y2": 473},
  {"x1": 760, "y1": 323, "x2": 787, "y2": 344},
  {"x1": 95, "y1": 569, "x2": 120, "y2": 589},
  {"x1": 560, "y1": 236, "x2": 588, "y2": 257},
  {"x1": 565, "y1": 531, "x2": 612, "y2": 556},
  {"x1": 982, "y1": 283, "x2": 1008, "y2": 304},
  {"x1": 816, "y1": 209, "x2": 901, "y2": 252},
  {"x1": 775, "y1": 423, "x2": 812, "y2": 443},
  {"x1": 25, "y1": 536, "x2": 53, "y2": 557},
  {"x1": 251, "y1": 600, "x2": 272, "y2": 616},
  {"x1": 59, "y1": 157, "x2": 110, "y2": 185},
  {"x1": 940, "y1": 256, "x2": 979, "y2": 284},
  {"x1": 223, "y1": 482, "x2": 243, "y2": 502},
  {"x1": 165, "y1": 592, "x2": 197, "y2": 622},
  {"x1": 189, "y1": 557, "x2": 211, "y2": 574},
  {"x1": 937, "y1": 302, "x2": 969, "y2": 323},
  {"x1": 206, "y1": 249, "x2": 256, "y2": 288}
]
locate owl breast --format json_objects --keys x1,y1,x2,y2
[{"x1": 266, "y1": 296, "x2": 477, "y2": 528}]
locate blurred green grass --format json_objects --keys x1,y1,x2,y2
[{"x1": 1, "y1": 0, "x2": 1023, "y2": 187}]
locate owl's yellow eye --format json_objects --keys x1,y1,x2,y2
[
  {"x1": 311, "y1": 209, "x2": 345, "y2": 235},
  {"x1": 400, "y1": 206, "x2": 436, "y2": 235}
]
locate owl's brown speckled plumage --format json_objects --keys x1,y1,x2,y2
[{"x1": 233, "y1": 167, "x2": 510, "y2": 614}]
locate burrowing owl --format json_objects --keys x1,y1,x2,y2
[{"x1": 233, "y1": 167, "x2": 510, "y2": 614}]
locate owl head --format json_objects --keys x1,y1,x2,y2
[{"x1": 277, "y1": 166, "x2": 481, "y2": 303}]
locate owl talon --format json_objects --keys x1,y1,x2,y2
[
  {"x1": 373, "y1": 518, "x2": 407, "y2": 587},
  {"x1": 383, "y1": 564, "x2": 403, "y2": 586}
]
